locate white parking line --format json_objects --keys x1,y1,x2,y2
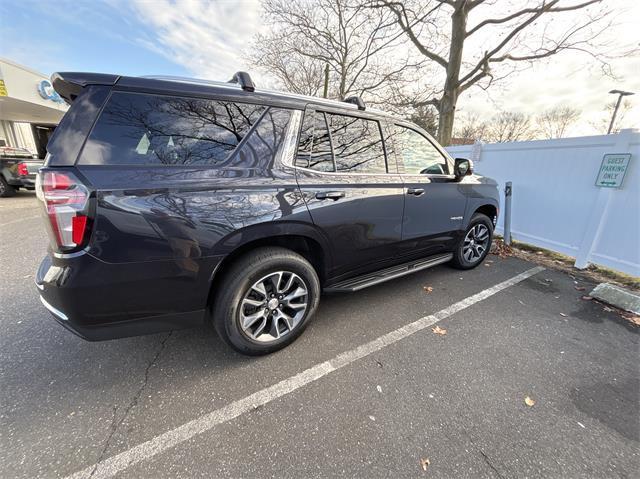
[{"x1": 66, "y1": 265, "x2": 545, "y2": 479}]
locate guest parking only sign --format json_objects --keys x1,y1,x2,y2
[{"x1": 595, "y1": 153, "x2": 631, "y2": 188}]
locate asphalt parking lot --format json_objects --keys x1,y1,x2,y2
[{"x1": 1, "y1": 191, "x2": 638, "y2": 479}]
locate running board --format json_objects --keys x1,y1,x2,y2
[{"x1": 324, "y1": 253, "x2": 453, "y2": 293}]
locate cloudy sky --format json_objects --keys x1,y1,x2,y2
[{"x1": 1, "y1": 0, "x2": 638, "y2": 135}]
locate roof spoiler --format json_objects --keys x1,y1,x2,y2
[
  {"x1": 51, "y1": 72, "x2": 120, "y2": 104},
  {"x1": 228, "y1": 71, "x2": 255, "y2": 92}
]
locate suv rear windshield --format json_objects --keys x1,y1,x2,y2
[{"x1": 80, "y1": 92, "x2": 266, "y2": 166}]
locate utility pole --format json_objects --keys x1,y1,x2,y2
[
  {"x1": 322, "y1": 64, "x2": 329, "y2": 99},
  {"x1": 607, "y1": 89, "x2": 634, "y2": 134}
]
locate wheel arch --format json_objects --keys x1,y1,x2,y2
[
  {"x1": 473, "y1": 204, "x2": 498, "y2": 226},
  {"x1": 207, "y1": 224, "x2": 332, "y2": 309}
]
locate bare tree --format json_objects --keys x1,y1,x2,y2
[
  {"x1": 536, "y1": 106, "x2": 581, "y2": 138},
  {"x1": 591, "y1": 99, "x2": 633, "y2": 134},
  {"x1": 409, "y1": 104, "x2": 438, "y2": 136},
  {"x1": 485, "y1": 111, "x2": 537, "y2": 143},
  {"x1": 454, "y1": 111, "x2": 489, "y2": 141},
  {"x1": 250, "y1": 35, "x2": 326, "y2": 96},
  {"x1": 373, "y1": 0, "x2": 618, "y2": 145},
  {"x1": 249, "y1": 0, "x2": 421, "y2": 103}
]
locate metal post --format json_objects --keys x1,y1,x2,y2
[
  {"x1": 323, "y1": 64, "x2": 329, "y2": 99},
  {"x1": 504, "y1": 181, "x2": 512, "y2": 245},
  {"x1": 607, "y1": 90, "x2": 634, "y2": 134},
  {"x1": 608, "y1": 95, "x2": 623, "y2": 135}
]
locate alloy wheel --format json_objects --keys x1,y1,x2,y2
[
  {"x1": 462, "y1": 224, "x2": 490, "y2": 263},
  {"x1": 239, "y1": 271, "x2": 309, "y2": 343}
]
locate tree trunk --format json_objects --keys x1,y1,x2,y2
[{"x1": 437, "y1": 1, "x2": 468, "y2": 146}]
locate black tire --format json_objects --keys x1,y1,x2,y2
[
  {"x1": 0, "y1": 176, "x2": 16, "y2": 198},
  {"x1": 212, "y1": 247, "x2": 320, "y2": 356},
  {"x1": 450, "y1": 213, "x2": 494, "y2": 270}
]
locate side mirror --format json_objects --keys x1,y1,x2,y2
[{"x1": 454, "y1": 158, "x2": 473, "y2": 180}]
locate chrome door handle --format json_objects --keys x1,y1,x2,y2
[
  {"x1": 315, "y1": 191, "x2": 345, "y2": 200},
  {"x1": 407, "y1": 188, "x2": 425, "y2": 196}
]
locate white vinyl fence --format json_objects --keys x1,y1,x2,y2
[{"x1": 446, "y1": 129, "x2": 640, "y2": 277}]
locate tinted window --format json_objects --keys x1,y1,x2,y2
[
  {"x1": 392, "y1": 125, "x2": 448, "y2": 175},
  {"x1": 328, "y1": 114, "x2": 386, "y2": 173},
  {"x1": 294, "y1": 111, "x2": 333, "y2": 172},
  {"x1": 309, "y1": 112, "x2": 334, "y2": 172},
  {"x1": 81, "y1": 92, "x2": 265, "y2": 166},
  {"x1": 295, "y1": 110, "x2": 314, "y2": 168},
  {"x1": 234, "y1": 108, "x2": 291, "y2": 169},
  {"x1": 47, "y1": 86, "x2": 110, "y2": 165}
]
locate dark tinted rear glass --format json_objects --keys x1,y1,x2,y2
[
  {"x1": 327, "y1": 114, "x2": 386, "y2": 173},
  {"x1": 80, "y1": 92, "x2": 265, "y2": 166},
  {"x1": 46, "y1": 85, "x2": 110, "y2": 166},
  {"x1": 233, "y1": 108, "x2": 292, "y2": 169}
]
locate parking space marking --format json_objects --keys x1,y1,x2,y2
[{"x1": 66, "y1": 266, "x2": 545, "y2": 479}]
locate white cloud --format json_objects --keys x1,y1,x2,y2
[{"x1": 129, "y1": 0, "x2": 264, "y2": 81}]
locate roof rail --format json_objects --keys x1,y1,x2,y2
[
  {"x1": 343, "y1": 96, "x2": 366, "y2": 111},
  {"x1": 228, "y1": 71, "x2": 255, "y2": 92}
]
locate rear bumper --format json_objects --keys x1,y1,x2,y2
[
  {"x1": 35, "y1": 252, "x2": 222, "y2": 341},
  {"x1": 8, "y1": 175, "x2": 36, "y2": 188}
]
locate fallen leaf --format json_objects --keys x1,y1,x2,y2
[
  {"x1": 484, "y1": 263, "x2": 491, "y2": 267},
  {"x1": 420, "y1": 458, "x2": 431, "y2": 471},
  {"x1": 574, "y1": 286, "x2": 586, "y2": 291},
  {"x1": 559, "y1": 313, "x2": 568, "y2": 317},
  {"x1": 525, "y1": 396, "x2": 536, "y2": 407},
  {"x1": 423, "y1": 286, "x2": 434, "y2": 293},
  {"x1": 581, "y1": 296, "x2": 593, "y2": 301},
  {"x1": 432, "y1": 325, "x2": 447, "y2": 336},
  {"x1": 621, "y1": 313, "x2": 640, "y2": 326}
]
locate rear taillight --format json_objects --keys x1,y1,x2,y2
[
  {"x1": 36, "y1": 171, "x2": 90, "y2": 251},
  {"x1": 17, "y1": 162, "x2": 28, "y2": 176}
]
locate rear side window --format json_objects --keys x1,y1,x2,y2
[
  {"x1": 80, "y1": 92, "x2": 265, "y2": 166},
  {"x1": 233, "y1": 108, "x2": 292, "y2": 169},
  {"x1": 295, "y1": 110, "x2": 386, "y2": 174},
  {"x1": 46, "y1": 86, "x2": 110, "y2": 166},
  {"x1": 327, "y1": 114, "x2": 386, "y2": 173},
  {"x1": 295, "y1": 111, "x2": 334, "y2": 172}
]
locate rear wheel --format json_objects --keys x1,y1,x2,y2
[
  {"x1": 450, "y1": 213, "x2": 493, "y2": 269},
  {"x1": 0, "y1": 176, "x2": 16, "y2": 197},
  {"x1": 212, "y1": 247, "x2": 320, "y2": 355}
]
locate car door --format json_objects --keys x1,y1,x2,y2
[
  {"x1": 388, "y1": 122, "x2": 468, "y2": 257},
  {"x1": 294, "y1": 108, "x2": 404, "y2": 279}
]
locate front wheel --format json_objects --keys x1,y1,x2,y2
[
  {"x1": 212, "y1": 247, "x2": 320, "y2": 356},
  {"x1": 450, "y1": 213, "x2": 493, "y2": 269}
]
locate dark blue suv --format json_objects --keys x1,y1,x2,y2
[{"x1": 35, "y1": 71, "x2": 499, "y2": 355}]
